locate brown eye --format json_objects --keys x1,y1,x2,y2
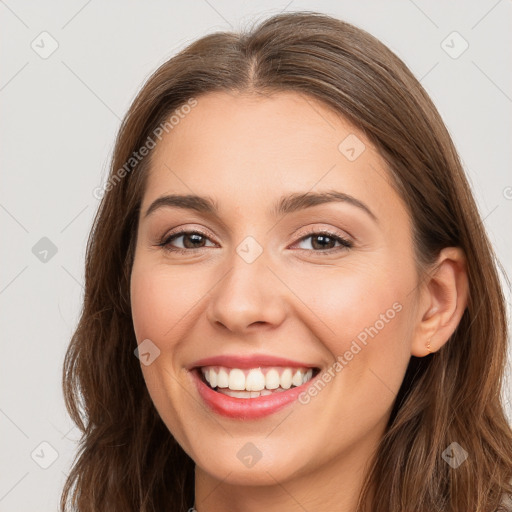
[
  {"x1": 159, "y1": 230, "x2": 216, "y2": 253},
  {"x1": 178, "y1": 232, "x2": 207, "y2": 249},
  {"x1": 294, "y1": 231, "x2": 353, "y2": 253}
]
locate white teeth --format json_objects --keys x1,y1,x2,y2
[
  {"x1": 219, "y1": 389, "x2": 251, "y2": 398},
  {"x1": 303, "y1": 369, "x2": 312, "y2": 384},
  {"x1": 200, "y1": 365, "x2": 316, "y2": 394},
  {"x1": 265, "y1": 369, "x2": 280, "y2": 389},
  {"x1": 209, "y1": 368, "x2": 217, "y2": 388},
  {"x1": 292, "y1": 369, "x2": 303, "y2": 386},
  {"x1": 228, "y1": 369, "x2": 246, "y2": 391},
  {"x1": 280, "y1": 368, "x2": 292, "y2": 389},
  {"x1": 217, "y1": 368, "x2": 229, "y2": 388},
  {"x1": 246, "y1": 369, "x2": 266, "y2": 391},
  {"x1": 217, "y1": 388, "x2": 282, "y2": 399}
]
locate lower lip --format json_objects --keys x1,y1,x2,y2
[{"x1": 190, "y1": 369, "x2": 317, "y2": 419}]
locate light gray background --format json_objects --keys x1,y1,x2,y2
[{"x1": 1, "y1": 1, "x2": 511, "y2": 510}]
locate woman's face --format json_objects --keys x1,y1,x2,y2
[{"x1": 130, "y1": 91, "x2": 422, "y2": 487}]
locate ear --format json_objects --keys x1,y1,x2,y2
[{"x1": 411, "y1": 247, "x2": 469, "y2": 357}]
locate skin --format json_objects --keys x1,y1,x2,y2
[{"x1": 130, "y1": 91, "x2": 469, "y2": 512}]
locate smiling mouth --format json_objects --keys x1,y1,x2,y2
[{"x1": 196, "y1": 365, "x2": 321, "y2": 399}]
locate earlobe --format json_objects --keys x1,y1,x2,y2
[{"x1": 411, "y1": 247, "x2": 469, "y2": 357}]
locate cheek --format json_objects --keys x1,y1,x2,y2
[
  {"x1": 288, "y1": 267, "x2": 414, "y2": 436},
  {"x1": 130, "y1": 267, "x2": 166, "y2": 343},
  {"x1": 130, "y1": 260, "x2": 199, "y2": 446},
  {"x1": 294, "y1": 266, "x2": 403, "y2": 345},
  {"x1": 130, "y1": 259, "x2": 201, "y2": 343},
  {"x1": 291, "y1": 261, "x2": 414, "y2": 389}
]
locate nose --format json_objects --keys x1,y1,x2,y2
[{"x1": 206, "y1": 251, "x2": 287, "y2": 334}]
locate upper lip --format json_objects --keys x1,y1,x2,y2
[{"x1": 188, "y1": 354, "x2": 319, "y2": 370}]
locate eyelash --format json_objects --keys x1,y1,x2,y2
[{"x1": 157, "y1": 229, "x2": 353, "y2": 255}]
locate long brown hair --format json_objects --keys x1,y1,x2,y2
[{"x1": 61, "y1": 11, "x2": 512, "y2": 511}]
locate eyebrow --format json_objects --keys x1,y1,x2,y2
[{"x1": 143, "y1": 190, "x2": 378, "y2": 223}]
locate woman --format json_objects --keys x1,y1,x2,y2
[{"x1": 61, "y1": 11, "x2": 512, "y2": 512}]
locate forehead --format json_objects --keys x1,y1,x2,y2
[{"x1": 142, "y1": 91, "x2": 406, "y2": 224}]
